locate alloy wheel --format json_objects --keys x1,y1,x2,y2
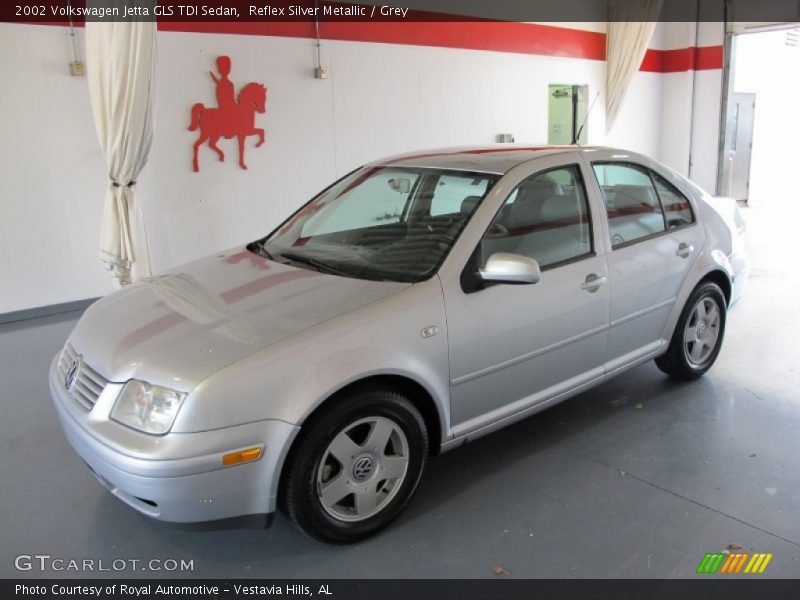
[{"x1": 316, "y1": 416, "x2": 410, "y2": 522}]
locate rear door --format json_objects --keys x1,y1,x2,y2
[{"x1": 585, "y1": 156, "x2": 705, "y2": 371}]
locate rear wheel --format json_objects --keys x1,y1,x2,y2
[
  {"x1": 655, "y1": 282, "x2": 727, "y2": 380},
  {"x1": 281, "y1": 388, "x2": 428, "y2": 543}
]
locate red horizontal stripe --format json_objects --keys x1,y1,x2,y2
[
  {"x1": 641, "y1": 46, "x2": 723, "y2": 72},
  {"x1": 20, "y1": 21, "x2": 721, "y2": 72},
  {"x1": 220, "y1": 269, "x2": 319, "y2": 304},
  {"x1": 386, "y1": 146, "x2": 552, "y2": 164},
  {"x1": 158, "y1": 20, "x2": 607, "y2": 61},
  {"x1": 694, "y1": 45, "x2": 724, "y2": 70}
]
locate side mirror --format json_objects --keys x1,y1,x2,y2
[{"x1": 479, "y1": 253, "x2": 541, "y2": 285}]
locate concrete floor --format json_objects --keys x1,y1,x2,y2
[{"x1": 1, "y1": 203, "x2": 798, "y2": 579}]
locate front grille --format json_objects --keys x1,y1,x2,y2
[{"x1": 57, "y1": 343, "x2": 109, "y2": 411}]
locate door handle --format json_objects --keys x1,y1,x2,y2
[
  {"x1": 581, "y1": 273, "x2": 607, "y2": 292},
  {"x1": 676, "y1": 243, "x2": 694, "y2": 258}
]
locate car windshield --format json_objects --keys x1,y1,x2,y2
[{"x1": 255, "y1": 166, "x2": 499, "y2": 283}]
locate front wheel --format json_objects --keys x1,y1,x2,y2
[
  {"x1": 655, "y1": 282, "x2": 727, "y2": 380},
  {"x1": 280, "y1": 389, "x2": 428, "y2": 543}
]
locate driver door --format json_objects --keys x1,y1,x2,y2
[{"x1": 442, "y1": 159, "x2": 610, "y2": 436}]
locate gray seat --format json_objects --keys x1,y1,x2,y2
[
  {"x1": 484, "y1": 180, "x2": 560, "y2": 259},
  {"x1": 514, "y1": 196, "x2": 589, "y2": 267},
  {"x1": 460, "y1": 195, "x2": 482, "y2": 216},
  {"x1": 504, "y1": 180, "x2": 560, "y2": 228}
]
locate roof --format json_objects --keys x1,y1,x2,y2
[{"x1": 371, "y1": 145, "x2": 613, "y2": 174}]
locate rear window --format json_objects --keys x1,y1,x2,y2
[
  {"x1": 652, "y1": 172, "x2": 695, "y2": 230},
  {"x1": 592, "y1": 163, "x2": 666, "y2": 247}
]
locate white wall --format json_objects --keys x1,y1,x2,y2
[
  {"x1": 657, "y1": 21, "x2": 725, "y2": 193},
  {"x1": 733, "y1": 29, "x2": 800, "y2": 207},
  {"x1": 604, "y1": 71, "x2": 663, "y2": 154},
  {"x1": 689, "y1": 23, "x2": 725, "y2": 193},
  {"x1": 0, "y1": 24, "x2": 110, "y2": 312},
  {"x1": 1, "y1": 23, "x2": 670, "y2": 313}
]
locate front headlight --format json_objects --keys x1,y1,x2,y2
[{"x1": 111, "y1": 380, "x2": 187, "y2": 435}]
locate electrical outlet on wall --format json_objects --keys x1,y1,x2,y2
[
  {"x1": 314, "y1": 67, "x2": 328, "y2": 79},
  {"x1": 69, "y1": 60, "x2": 85, "y2": 76}
]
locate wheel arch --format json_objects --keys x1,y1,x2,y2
[
  {"x1": 660, "y1": 245, "x2": 735, "y2": 345},
  {"x1": 276, "y1": 373, "x2": 443, "y2": 512},
  {"x1": 307, "y1": 374, "x2": 443, "y2": 455},
  {"x1": 698, "y1": 269, "x2": 732, "y2": 306}
]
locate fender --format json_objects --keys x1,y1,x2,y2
[
  {"x1": 659, "y1": 228, "x2": 734, "y2": 345},
  {"x1": 173, "y1": 277, "x2": 451, "y2": 441},
  {"x1": 171, "y1": 277, "x2": 451, "y2": 510}
]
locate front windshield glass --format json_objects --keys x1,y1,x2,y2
[{"x1": 256, "y1": 166, "x2": 499, "y2": 282}]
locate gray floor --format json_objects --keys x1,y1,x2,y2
[{"x1": 1, "y1": 204, "x2": 798, "y2": 579}]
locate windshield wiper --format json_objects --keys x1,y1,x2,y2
[{"x1": 278, "y1": 252, "x2": 350, "y2": 277}]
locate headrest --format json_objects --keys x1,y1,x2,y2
[
  {"x1": 460, "y1": 195, "x2": 482, "y2": 215},
  {"x1": 614, "y1": 185, "x2": 656, "y2": 210},
  {"x1": 506, "y1": 198, "x2": 540, "y2": 228},
  {"x1": 504, "y1": 180, "x2": 559, "y2": 227},
  {"x1": 516, "y1": 179, "x2": 560, "y2": 204},
  {"x1": 538, "y1": 196, "x2": 578, "y2": 223}
]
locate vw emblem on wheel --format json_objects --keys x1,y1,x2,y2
[
  {"x1": 352, "y1": 456, "x2": 374, "y2": 481},
  {"x1": 64, "y1": 357, "x2": 82, "y2": 392}
]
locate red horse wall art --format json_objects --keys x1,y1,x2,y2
[{"x1": 189, "y1": 56, "x2": 267, "y2": 172}]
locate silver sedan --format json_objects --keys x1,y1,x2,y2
[{"x1": 49, "y1": 146, "x2": 749, "y2": 542}]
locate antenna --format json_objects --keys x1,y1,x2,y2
[{"x1": 573, "y1": 91, "x2": 600, "y2": 146}]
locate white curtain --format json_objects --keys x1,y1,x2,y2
[
  {"x1": 606, "y1": 0, "x2": 662, "y2": 133},
  {"x1": 86, "y1": 14, "x2": 156, "y2": 287}
]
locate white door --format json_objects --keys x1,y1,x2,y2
[{"x1": 588, "y1": 161, "x2": 705, "y2": 370}]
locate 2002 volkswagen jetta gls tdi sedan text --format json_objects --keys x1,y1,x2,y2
[{"x1": 50, "y1": 146, "x2": 749, "y2": 542}]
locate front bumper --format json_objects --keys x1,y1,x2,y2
[{"x1": 49, "y1": 354, "x2": 299, "y2": 526}]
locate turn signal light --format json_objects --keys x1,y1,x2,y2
[{"x1": 223, "y1": 447, "x2": 262, "y2": 466}]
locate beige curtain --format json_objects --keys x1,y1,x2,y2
[
  {"x1": 86, "y1": 11, "x2": 156, "y2": 287},
  {"x1": 606, "y1": 0, "x2": 662, "y2": 132}
]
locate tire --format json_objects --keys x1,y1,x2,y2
[
  {"x1": 280, "y1": 388, "x2": 428, "y2": 543},
  {"x1": 655, "y1": 282, "x2": 727, "y2": 381}
]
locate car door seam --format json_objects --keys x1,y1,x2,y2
[{"x1": 608, "y1": 297, "x2": 676, "y2": 329}]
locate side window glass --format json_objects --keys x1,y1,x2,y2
[
  {"x1": 480, "y1": 166, "x2": 592, "y2": 269},
  {"x1": 592, "y1": 163, "x2": 665, "y2": 248},
  {"x1": 652, "y1": 172, "x2": 695, "y2": 230}
]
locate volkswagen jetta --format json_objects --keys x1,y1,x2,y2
[{"x1": 50, "y1": 146, "x2": 749, "y2": 542}]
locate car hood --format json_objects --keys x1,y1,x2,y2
[{"x1": 68, "y1": 247, "x2": 410, "y2": 390}]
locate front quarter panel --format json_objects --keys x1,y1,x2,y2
[{"x1": 171, "y1": 277, "x2": 451, "y2": 444}]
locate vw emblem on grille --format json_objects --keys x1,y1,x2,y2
[
  {"x1": 64, "y1": 356, "x2": 82, "y2": 392},
  {"x1": 352, "y1": 456, "x2": 375, "y2": 481}
]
